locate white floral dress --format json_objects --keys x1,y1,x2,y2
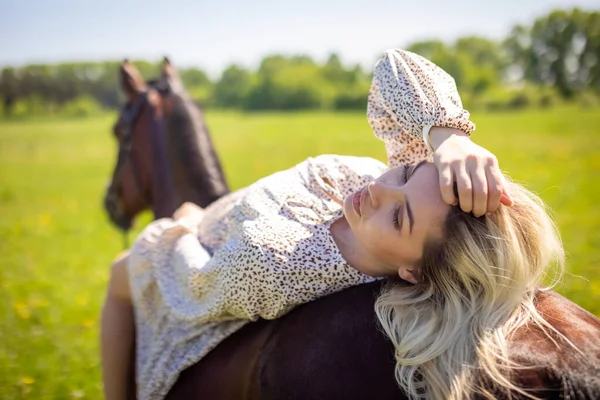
[{"x1": 128, "y1": 49, "x2": 475, "y2": 400}]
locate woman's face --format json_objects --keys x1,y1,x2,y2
[{"x1": 343, "y1": 161, "x2": 451, "y2": 281}]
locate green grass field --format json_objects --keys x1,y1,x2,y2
[{"x1": 1, "y1": 108, "x2": 599, "y2": 399}]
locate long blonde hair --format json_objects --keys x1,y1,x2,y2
[{"x1": 375, "y1": 181, "x2": 568, "y2": 399}]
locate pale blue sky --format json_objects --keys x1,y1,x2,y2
[{"x1": 1, "y1": 0, "x2": 598, "y2": 77}]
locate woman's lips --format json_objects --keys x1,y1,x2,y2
[{"x1": 353, "y1": 188, "x2": 363, "y2": 216}]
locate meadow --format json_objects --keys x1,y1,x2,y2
[{"x1": 1, "y1": 108, "x2": 599, "y2": 399}]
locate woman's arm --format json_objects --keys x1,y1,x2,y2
[{"x1": 368, "y1": 49, "x2": 512, "y2": 216}]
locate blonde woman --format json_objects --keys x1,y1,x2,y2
[{"x1": 100, "y1": 50, "x2": 569, "y2": 400}]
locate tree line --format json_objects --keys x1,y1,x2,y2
[{"x1": 1, "y1": 8, "x2": 598, "y2": 117}]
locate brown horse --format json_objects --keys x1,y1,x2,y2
[
  {"x1": 105, "y1": 62, "x2": 600, "y2": 399},
  {"x1": 167, "y1": 281, "x2": 600, "y2": 400},
  {"x1": 104, "y1": 59, "x2": 229, "y2": 231},
  {"x1": 167, "y1": 283, "x2": 600, "y2": 400}
]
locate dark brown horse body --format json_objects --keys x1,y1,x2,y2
[
  {"x1": 105, "y1": 62, "x2": 600, "y2": 400},
  {"x1": 167, "y1": 282, "x2": 600, "y2": 400}
]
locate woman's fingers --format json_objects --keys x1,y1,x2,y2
[
  {"x1": 455, "y1": 159, "x2": 504, "y2": 216},
  {"x1": 433, "y1": 135, "x2": 513, "y2": 214},
  {"x1": 499, "y1": 174, "x2": 514, "y2": 206},
  {"x1": 438, "y1": 163, "x2": 458, "y2": 206},
  {"x1": 485, "y1": 167, "x2": 504, "y2": 214},
  {"x1": 454, "y1": 165, "x2": 473, "y2": 213},
  {"x1": 501, "y1": 191, "x2": 513, "y2": 206},
  {"x1": 471, "y1": 165, "x2": 488, "y2": 217}
]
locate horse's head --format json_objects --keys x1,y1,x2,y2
[{"x1": 104, "y1": 58, "x2": 182, "y2": 230}]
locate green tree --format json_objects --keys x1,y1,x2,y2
[
  {"x1": 322, "y1": 53, "x2": 359, "y2": 86},
  {"x1": 505, "y1": 9, "x2": 600, "y2": 97},
  {"x1": 0, "y1": 67, "x2": 18, "y2": 116},
  {"x1": 246, "y1": 55, "x2": 326, "y2": 110},
  {"x1": 455, "y1": 36, "x2": 506, "y2": 94},
  {"x1": 579, "y1": 10, "x2": 600, "y2": 91},
  {"x1": 213, "y1": 65, "x2": 252, "y2": 108},
  {"x1": 180, "y1": 68, "x2": 211, "y2": 87},
  {"x1": 406, "y1": 41, "x2": 469, "y2": 88}
]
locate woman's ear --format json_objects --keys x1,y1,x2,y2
[{"x1": 397, "y1": 267, "x2": 419, "y2": 284}]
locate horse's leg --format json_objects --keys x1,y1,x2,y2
[{"x1": 100, "y1": 251, "x2": 136, "y2": 400}]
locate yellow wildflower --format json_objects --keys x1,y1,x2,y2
[
  {"x1": 82, "y1": 319, "x2": 95, "y2": 328},
  {"x1": 13, "y1": 301, "x2": 30, "y2": 319},
  {"x1": 21, "y1": 376, "x2": 34, "y2": 385}
]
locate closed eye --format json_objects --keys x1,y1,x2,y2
[
  {"x1": 404, "y1": 165, "x2": 411, "y2": 183},
  {"x1": 392, "y1": 205, "x2": 400, "y2": 230}
]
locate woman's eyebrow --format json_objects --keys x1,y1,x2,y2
[{"x1": 405, "y1": 160, "x2": 426, "y2": 234}]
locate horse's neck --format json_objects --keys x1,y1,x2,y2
[
  {"x1": 165, "y1": 99, "x2": 230, "y2": 211},
  {"x1": 150, "y1": 117, "x2": 178, "y2": 219}
]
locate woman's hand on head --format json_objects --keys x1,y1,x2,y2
[{"x1": 429, "y1": 127, "x2": 513, "y2": 217}]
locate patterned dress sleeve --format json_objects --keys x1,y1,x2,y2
[
  {"x1": 367, "y1": 49, "x2": 476, "y2": 168},
  {"x1": 129, "y1": 218, "x2": 289, "y2": 324},
  {"x1": 192, "y1": 235, "x2": 295, "y2": 322},
  {"x1": 197, "y1": 187, "x2": 248, "y2": 249}
]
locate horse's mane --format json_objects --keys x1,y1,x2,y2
[{"x1": 148, "y1": 78, "x2": 229, "y2": 207}]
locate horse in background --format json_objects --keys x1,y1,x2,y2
[
  {"x1": 102, "y1": 60, "x2": 600, "y2": 399},
  {"x1": 104, "y1": 58, "x2": 229, "y2": 231}
]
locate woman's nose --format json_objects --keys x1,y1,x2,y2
[{"x1": 368, "y1": 180, "x2": 395, "y2": 209}]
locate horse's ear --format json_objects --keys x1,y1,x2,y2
[
  {"x1": 161, "y1": 57, "x2": 184, "y2": 92},
  {"x1": 120, "y1": 60, "x2": 147, "y2": 100},
  {"x1": 161, "y1": 57, "x2": 179, "y2": 80}
]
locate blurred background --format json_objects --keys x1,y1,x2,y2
[{"x1": 1, "y1": 0, "x2": 599, "y2": 398}]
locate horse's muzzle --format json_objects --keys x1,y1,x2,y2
[{"x1": 104, "y1": 190, "x2": 132, "y2": 231}]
